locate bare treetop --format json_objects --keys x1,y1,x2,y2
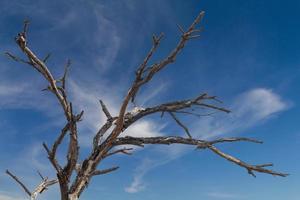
[{"x1": 5, "y1": 10, "x2": 287, "y2": 200}]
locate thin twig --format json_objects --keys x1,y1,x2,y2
[
  {"x1": 92, "y1": 166, "x2": 119, "y2": 176},
  {"x1": 169, "y1": 112, "x2": 192, "y2": 138},
  {"x1": 6, "y1": 170, "x2": 31, "y2": 196}
]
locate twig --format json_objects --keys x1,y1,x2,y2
[
  {"x1": 92, "y1": 166, "x2": 119, "y2": 176},
  {"x1": 6, "y1": 170, "x2": 31, "y2": 196},
  {"x1": 208, "y1": 145, "x2": 288, "y2": 177},
  {"x1": 99, "y1": 100, "x2": 113, "y2": 120},
  {"x1": 104, "y1": 147, "x2": 133, "y2": 158},
  {"x1": 169, "y1": 112, "x2": 192, "y2": 138}
]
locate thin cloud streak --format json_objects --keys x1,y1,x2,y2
[
  {"x1": 0, "y1": 192, "x2": 24, "y2": 200},
  {"x1": 207, "y1": 192, "x2": 245, "y2": 199}
]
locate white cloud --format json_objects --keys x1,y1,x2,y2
[
  {"x1": 124, "y1": 158, "x2": 169, "y2": 193},
  {"x1": 124, "y1": 120, "x2": 162, "y2": 138},
  {"x1": 233, "y1": 88, "x2": 288, "y2": 122},
  {"x1": 124, "y1": 159, "x2": 149, "y2": 193}
]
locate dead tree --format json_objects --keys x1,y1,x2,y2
[{"x1": 5, "y1": 11, "x2": 287, "y2": 200}]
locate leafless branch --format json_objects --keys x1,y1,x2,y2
[
  {"x1": 112, "y1": 136, "x2": 261, "y2": 147},
  {"x1": 195, "y1": 103, "x2": 230, "y2": 113},
  {"x1": 207, "y1": 145, "x2": 288, "y2": 177},
  {"x1": 6, "y1": 170, "x2": 31, "y2": 196},
  {"x1": 112, "y1": 136, "x2": 286, "y2": 177},
  {"x1": 104, "y1": 147, "x2": 133, "y2": 158},
  {"x1": 176, "y1": 23, "x2": 185, "y2": 34},
  {"x1": 4, "y1": 52, "x2": 31, "y2": 65},
  {"x1": 31, "y1": 178, "x2": 58, "y2": 199},
  {"x1": 168, "y1": 112, "x2": 192, "y2": 138},
  {"x1": 60, "y1": 59, "x2": 71, "y2": 91},
  {"x1": 92, "y1": 166, "x2": 119, "y2": 176},
  {"x1": 123, "y1": 93, "x2": 230, "y2": 129},
  {"x1": 99, "y1": 100, "x2": 113, "y2": 120},
  {"x1": 6, "y1": 170, "x2": 58, "y2": 200},
  {"x1": 93, "y1": 117, "x2": 117, "y2": 152},
  {"x1": 43, "y1": 53, "x2": 51, "y2": 63},
  {"x1": 37, "y1": 170, "x2": 45, "y2": 180}
]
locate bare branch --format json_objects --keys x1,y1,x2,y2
[
  {"x1": 113, "y1": 136, "x2": 263, "y2": 147},
  {"x1": 99, "y1": 100, "x2": 113, "y2": 120},
  {"x1": 97, "y1": 11, "x2": 207, "y2": 160},
  {"x1": 255, "y1": 163, "x2": 273, "y2": 168},
  {"x1": 52, "y1": 123, "x2": 70, "y2": 158},
  {"x1": 15, "y1": 30, "x2": 70, "y2": 119},
  {"x1": 93, "y1": 117, "x2": 117, "y2": 151},
  {"x1": 112, "y1": 136, "x2": 286, "y2": 177},
  {"x1": 173, "y1": 110, "x2": 217, "y2": 117},
  {"x1": 31, "y1": 178, "x2": 58, "y2": 200},
  {"x1": 43, "y1": 142, "x2": 62, "y2": 173},
  {"x1": 61, "y1": 59, "x2": 71, "y2": 90},
  {"x1": 43, "y1": 53, "x2": 51, "y2": 63},
  {"x1": 176, "y1": 23, "x2": 185, "y2": 34},
  {"x1": 92, "y1": 166, "x2": 119, "y2": 176},
  {"x1": 37, "y1": 170, "x2": 45, "y2": 180},
  {"x1": 188, "y1": 34, "x2": 201, "y2": 39},
  {"x1": 168, "y1": 112, "x2": 192, "y2": 138},
  {"x1": 195, "y1": 103, "x2": 230, "y2": 113},
  {"x1": 123, "y1": 93, "x2": 229, "y2": 130},
  {"x1": 23, "y1": 19, "x2": 30, "y2": 38},
  {"x1": 207, "y1": 137, "x2": 263, "y2": 145},
  {"x1": 104, "y1": 147, "x2": 133, "y2": 158},
  {"x1": 92, "y1": 100, "x2": 116, "y2": 150},
  {"x1": 6, "y1": 170, "x2": 31, "y2": 196},
  {"x1": 208, "y1": 145, "x2": 288, "y2": 177},
  {"x1": 63, "y1": 103, "x2": 79, "y2": 178},
  {"x1": 6, "y1": 169, "x2": 58, "y2": 200},
  {"x1": 132, "y1": 32, "x2": 164, "y2": 103},
  {"x1": 4, "y1": 52, "x2": 31, "y2": 65}
]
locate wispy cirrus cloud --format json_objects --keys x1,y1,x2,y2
[
  {"x1": 124, "y1": 158, "x2": 172, "y2": 193},
  {"x1": 124, "y1": 159, "x2": 152, "y2": 193},
  {"x1": 207, "y1": 192, "x2": 245, "y2": 199},
  {"x1": 0, "y1": 192, "x2": 24, "y2": 200}
]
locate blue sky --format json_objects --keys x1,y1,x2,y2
[{"x1": 0, "y1": 0, "x2": 299, "y2": 199}]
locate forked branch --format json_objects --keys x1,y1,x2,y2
[
  {"x1": 208, "y1": 145, "x2": 288, "y2": 177},
  {"x1": 6, "y1": 170, "x2": 57, "y2": 200}
]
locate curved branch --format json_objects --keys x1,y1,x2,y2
[
  {"x1": 6, "y1": 170, "x2": 31, "y2": 197},
  {"x1": 208, "y1": 145, "x2": 288, "y2": 177}
]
